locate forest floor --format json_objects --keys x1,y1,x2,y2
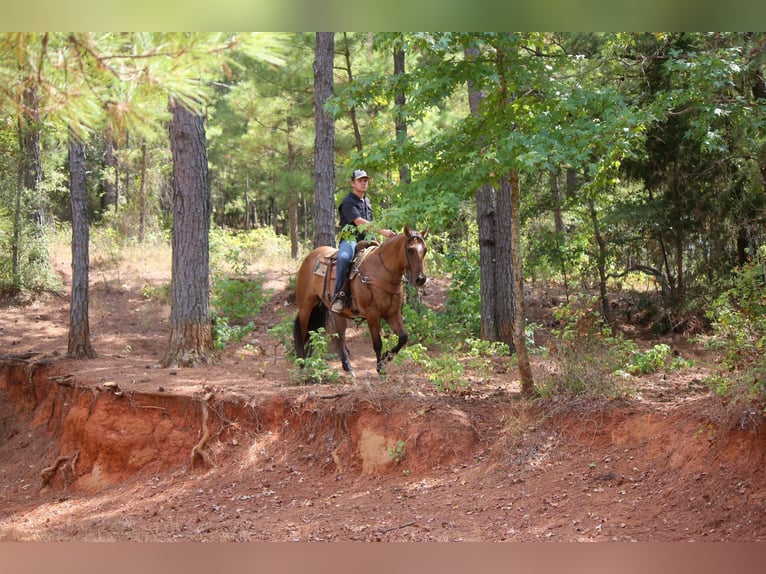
[{"x1": 2, "y1": 247, "x2": 766, "y2": 542}]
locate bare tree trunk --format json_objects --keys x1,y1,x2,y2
[
  {"x1": 139, "y1": 141, "x2": 148, "y2": 243},
  {"x1": 287, "y1": 119, "x2": 299, "y2": 259},
  {"x1": 22, "y1": 87, "x2": 44, "y2": 225},
  {"x1": 393, "y1": 38, "x2": 411, "y2": 184},
  {"x1": 313, "y1": 32, "x2": 336, "y2": 248},
  {"x1": 466, "y1": 46, "x2": 499, "y2": 341},
  {"x1": 12, "y1": 87, "x2": 44, "y2": 292},
  {"x1": 67, "y1": 131, "x2": 96, "y2": 359},
  {"x1": 496, "y1": 175, "x2": 516, "y2": 347},
  {"x1": 509, "y1": 170, "x2": 535, "y2": 396},
  {"x1": 588, "y1": 197, "x2": 613, "y2": 325},
  {"x1": 341, "y1": 33, "x2": 363, "y2": 152},
  {"x1": 161, "y1": 99, "x2": 215, "y2": 368},
  {"x1": 103, "y1": 125, "x2": 118, "y2": 212}
]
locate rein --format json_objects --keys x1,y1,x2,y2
[{"x1": 355, "y1": 231, "x2": 426, "y2": 297}]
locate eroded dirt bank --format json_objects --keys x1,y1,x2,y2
[{"x1": 3, "y1": 354, "x2": 766, "y2": 541}]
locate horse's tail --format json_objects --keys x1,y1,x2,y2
[{"x1": 293, "y1": 302, "x2": 327, "y2": 358}]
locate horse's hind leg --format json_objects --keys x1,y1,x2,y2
[{"x1": 333, "y1": 315, "x2": 355, "y2": 376}]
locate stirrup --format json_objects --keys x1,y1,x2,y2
[{"x1": 331, "y1": 291, "x2": 346, "y2": 312}]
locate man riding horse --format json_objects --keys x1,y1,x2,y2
[{"x1": 330, "y1": 169, "x2": 395, "y2": 313}]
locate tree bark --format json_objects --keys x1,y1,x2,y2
[
  {"x1": 588, "y1": 197, "x2": 613, "y2": 325},
  {"x1": 161, "y1": 98, "x2": 215, "y2": 368},
  {"x1": 341, "y1": 33, "x2": 363, "y2": 152},
  {"x1": 393, "y1": 39, "x2": 411, "y2": 184},
  {"x1": 496, "y1": 175, "x2": 516, "y2": 348},
  {"x1": 508, "y1": 170, "x2": 535, "y2": 396},
  {"x1": 102, "y1": 125, "x2": 118, "y2": 213},
  {"x1": 287, "y1": 118, "x2": 299, "y2": 259},
  {"x1": 466, "y1": 46, "x2": 499, "y2": 342},
  {"x1": 139, "y1": 141, "x2": 148, "y2": 243},
  {"x1": 313, "y1": 32, "x2": 336, "y2": 248},
  {"x1": 67, "y1": 131, "x2": 96, "y2": 359}
]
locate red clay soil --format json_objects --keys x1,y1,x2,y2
[{"x1": 2, "y1": 269, "x2": 766, "y2": 542}]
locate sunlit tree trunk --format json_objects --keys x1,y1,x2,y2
[
  {"x1": 103, "y1": 125, "x2": 118, "y2": 213},
  {"x1": 313, "y1": 32, "x2": 336, "y2": 248},
  {"x1": 139, "y1": 141, "x2": 148, "y2": 243},
  {"x1": 393, "y1": 38, "x2": 410, "y2": 185},
  {"x1": 466, "y1": 46, "x2": 499, "y2": 341},
  {"x1": 509, "y1": 170, "x2": 535, "y2": 396},
  {"x1": 341, "y1": 33, "x2": 363, "y2": 152},
  {"x1": 67, "y1": 131, "x2": 96, "y2": 358},
  {"x1": 161, "y1": 98, "x2": 215, "y2": 368}
]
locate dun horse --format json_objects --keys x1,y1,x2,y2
[{"x1": 293, "y1": 225, "x2": 428, "y2": 376}]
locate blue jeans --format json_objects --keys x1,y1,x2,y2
[{"x1": 333, "y1": 239, "x2": 356, "y2": 297}]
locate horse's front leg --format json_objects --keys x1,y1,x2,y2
[
  {"x1": 382, "y1": 312, "x2": 408, "y2": 363},
  {"x1": 366, "y1": 317, "x2": 386, "y2": 374},
  {"x1": 373, "y1": 314, "x2": 409, "y2": 374}
]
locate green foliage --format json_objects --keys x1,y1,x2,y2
[
  {"x1": 396, "y1": 342, "x2": 468, "y2": 394},
  {"x1": 624, "y1": 343, "x2": 693, "y2": 375},
  {"x1": 702, "y1": 246, "x2": 766, "y2": 405},
  {"x1": 211, "y1": 313, "x2": 255, "y2": 350},
  {"x1": 212, "y1": 276, "x2": 271, "y2": 325},
  {"x1": 267, "y1": 314, "x2": 296, "y2": 360},
  {"x1": 388, "y1": 439, "x2": 407, "y2": 464},
  {"x1": 0, "y1": 221, "x2": 62, "y2": 295},
  {"x1": 537, "y1": 297, "x2": 638, "y2": 402},
  {"x1": 291, "y1": 328, "x2": 342, "y2": 385}
]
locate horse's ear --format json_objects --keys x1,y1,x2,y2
[
  {"x1": 421, "y1": 227, "x2": 429, "y2": 239},
  {"x1": 404, "y1": 224, "x2": 411, "y2": 236}
]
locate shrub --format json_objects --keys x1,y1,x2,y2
[
  {"x1": 537, "y1": 296, "x2": 637, "y2": 405},
  {"x1": 702, "y1": 246, "x2": 766, "y2": 422},
  {"x1": 290, "y1": 328, "x2": 342, "y2": 385}
]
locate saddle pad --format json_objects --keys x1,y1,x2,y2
[{"x1": 313, "y1": 260, "x2": 328, "y2": 277}]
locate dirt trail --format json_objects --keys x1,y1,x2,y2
[{"x1": 2, "y1": 269, "x2": 766, "y2": 541}]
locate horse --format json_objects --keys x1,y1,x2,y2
[{"x1": 293, "y1": 225, "x2": 428, "y2": 376}]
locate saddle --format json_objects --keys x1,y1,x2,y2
[{"x1": 312, "y1": 241, "x2": 380, "y2": 313}]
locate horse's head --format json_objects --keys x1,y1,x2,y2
[{"x1": 403, "y1": 224, "x2": 428, "y2": 287}]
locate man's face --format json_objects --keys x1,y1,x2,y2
[{"x1": 352, "y1": 177, "x2": 370, "y2": 193}]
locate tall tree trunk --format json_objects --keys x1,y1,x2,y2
[
  {"x1": 393, "y1": 39, "x2": 411, "y2": 184},
  {"x1": 103, "y1": 125, "x2": 118, "y2": 212},
  {"x1": 22, "y1": 87, "x2": 44, "y2": 225},
  {"x1": 508, "y1": 170, "x2": 535, "y2": 396},
  {"x1": 287, "y1": 119, "x2": 299, "y2": 259},
  {"x1": 313, "y1": 32, "x2": 336, "y2": 248},
  {"x1": 493, "y1": 45, "x2": 517, "y2": 349},
  {"x1": 12, "y1": 87, "x2": 44, "y2": 292},
  {"x1": 496, "y1": 175, "x2": 516, "y2": 347},
  {"x1": 341, "y1": 33, "x2": 363, "y2": 152},
  {"x1": 67, "y1": 131, "x2": 96, "y2": 358},
  {"x1": 466, "y1": 46, "x2": 499, "y2": 341},
  {"x1": 120, "y1": 130, "x2": 131, "y2": 210},
  {"x1": 161, "y1": 99, "x2": 215, "y2": 368},
  {"x1": 550, "y1": 168, "x2": 571, "y2": 300},
  {"x1": 139, "y1": 141, "x2": 148, "y2": 243},
  {"x1": 588, "y1": 197, "x2": 613, "y2": 325}
]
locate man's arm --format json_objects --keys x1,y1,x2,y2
[{"x1": 352, "y1": 217, "x2": 395, "y2": 239}]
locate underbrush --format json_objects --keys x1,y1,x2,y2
[
  {"x1": 531, "y1": 296, "x2": 695, "y2": 414},
  {"x1": 696, "y1": 246, "x2": 766, "y2": 429}
]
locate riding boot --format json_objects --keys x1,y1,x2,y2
[{"x1": 331, "y1": 279, "x2": 350, "y2": 313}]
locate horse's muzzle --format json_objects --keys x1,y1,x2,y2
[{"x1": 414, "y1": 275, "x2": 427, "y2": 287}]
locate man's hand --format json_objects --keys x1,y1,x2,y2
[{"x1": 381, "y1": 229, "x2": 396, "y2": 239}]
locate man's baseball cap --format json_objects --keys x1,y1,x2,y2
[{"x1": 351, "y1": 169, "x2": 369, "y2": 180}]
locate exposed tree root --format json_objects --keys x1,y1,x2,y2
[
  {"x1": 40, "y1": 451, "x2": 80, "y2": 489},
  {"x1": 190, "y1": 392, "x2": 214, "y2": 469}
]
